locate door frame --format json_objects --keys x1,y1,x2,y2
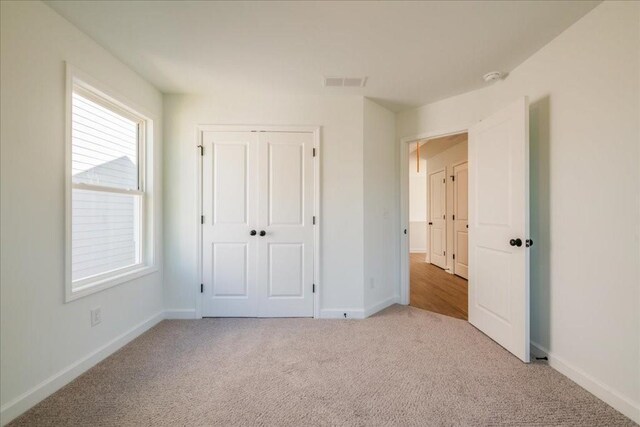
[
  {"x1": 452, "y1": 159, "x2": 469, "y2": 278},
  {"x1": 195, "y1": 125, "x2": 321, "y2": 319},
  {"x1": 399, "y1": 127, "x2": 467, "y2": 306},
  {"x1": 427, "y1": 167, "x2": 447, "y2": 270}
]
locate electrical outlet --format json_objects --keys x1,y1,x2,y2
[{"x1": 90, "y1": 307, "x2": 101, "y2": 327}]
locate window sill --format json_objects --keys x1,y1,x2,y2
[{"x1": 65, "y1": 265, "x2": 158, "y2": 303}]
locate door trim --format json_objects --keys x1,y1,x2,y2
[
  {"x1": 399, "y1": 128, "x2": 467, "y2": 306},
  {"x1": 195, "y1": 125, "x2": 321, "y2": 319}
]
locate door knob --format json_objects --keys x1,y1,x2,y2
[
  {"x1": 250, "y1": 230, "x2": 257, "y2": 236},
  {"x1": 259, "y1": 230, "x2": 266, "y2": 236},
  {"x1": 509, "y1": 238, "x2": 522, "y2": 247},
  {"x1": 526, "y1": 239, "x2": 533, "y2": 247}
]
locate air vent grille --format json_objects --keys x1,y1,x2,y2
[
  {"x1": 324, "y1": 77, "x2": 344, "y2": 87},
  {"x1": 324, "y1": 76, "x2": 367, "y2": 88}
]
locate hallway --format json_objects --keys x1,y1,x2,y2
[{"x1": 410, "y1": 253, "x2": 468, "y2": 320}]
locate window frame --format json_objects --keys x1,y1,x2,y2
[{"x1": 65, "y1": 65, "x2": 156, "y2": 302}]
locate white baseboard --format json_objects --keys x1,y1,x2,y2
[
  {"x1": 0, "y1": 311, "x2": 164, "y2": 426},
  {"x1": 319, "y1": 297, "x2": 399, "y2": 320},
  {"x1": 319, "y1": 308, "x2": 365, "y2": 319},
  {"x1": 530, "y1": 342, "x2": 640, "y2": 424},
  {"x1": 410, "y1": 248, "x2": 426, "y2": 253},
  {"x1": 364, "y1": 295, "x2": 399, "y2": 318},
  {"x1": 164, "y1": 309, "x2": 197, "y2": 319}
]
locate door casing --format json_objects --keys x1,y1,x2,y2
[{"x1": 195, "y1": 125, "x2": 321, "y2": 319}]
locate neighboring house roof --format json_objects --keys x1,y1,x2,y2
[{"x1": 73, "y1": 156, "x2": 136, "y2": 189}]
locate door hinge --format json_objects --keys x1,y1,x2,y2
[
  {"x1": 453, "y1": 254, "x2": 455, "y2": 260},
  {"x1": 201, "y1": 215, "x2": 204, "y2": 224},
  {"x1": 451, "y1": 175, "x2": 455, "y2": 181},
  {"x1": 444, "y1": 251, "x2": 446, "y2": 256},
  {"x1": 197, "y1": 145, "x2": 204, "y2": 156},
  {"x1": 312, "y1": 284, "x2": 316, "y2": 293},
  {"x1": 442, "y1": 178, "x2": 445, "y2": 183},
  {"x1": 313, "y1": 148, "x2": 317, "y2": 157},
  {"x1": 200, "y1": 283, "x2": 204, "y2": 293},
  {"x1": 453, "y1": 214, "x2": 455, "y2": 220},
  {"x1": 443, "y1": 214, "x2": 445, "y2": 219},
  {"x1": 313, "y1": 216, "x2": 316, "y2": 225}
]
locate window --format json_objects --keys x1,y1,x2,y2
[{"x1": 66, "y1": 74, "x2": 154, "y2": 300}]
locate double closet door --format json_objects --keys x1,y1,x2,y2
[{"x1": 201, "y1": 130, "x2": 315, "y2": 317}]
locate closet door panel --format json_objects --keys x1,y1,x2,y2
[
  {"x1": 257, "y1": 132, "x2": 314, "y2": 317},
  {"x1": 201, "y1": 131, "x2": 258, "y2": 317}
]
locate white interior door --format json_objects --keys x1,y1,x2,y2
[
  {"x1": 256, "y1": 132, "x2": 314, "y2": 317},
  {"x1": 429, "y1": 169, "x2": 447, "y2": 269},
  {"x1": 202, "y1": 131, "x2": 259, "y2": 317},
  {"x1": 201, "y1": 129, "x2": 315, "y2": 318},
  {"x1": 468, "y1": 97, "x2": 530, "y2": 362},
  {"x1": 453, "y1": 162, "x2": 469, "y2": 279}
]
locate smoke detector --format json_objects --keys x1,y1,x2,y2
[
  {"x1": 483, "y1": 71, "x2": 504, "y2": 83},
  {"x1": 324, "y1": 76, "x2": 368, "y2": 88}
]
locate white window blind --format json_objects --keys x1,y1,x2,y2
[
  {"x1": 71, "y1": 88, "x2": 144, "y2": 286},
  {"x1": 72, "y1": 92, "x2": 138, "y2": 189}
]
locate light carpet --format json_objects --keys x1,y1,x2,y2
[{"x1": 11, "y1": 305, "x2": 634, "y2": 426}]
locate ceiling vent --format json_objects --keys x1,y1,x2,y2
[{"x1": 324, "y1": 76, "x2": 367, "y2": 88}]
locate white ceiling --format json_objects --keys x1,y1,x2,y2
[{"x1": 46, "y1": 0, "x2": 599, "y2": 111}]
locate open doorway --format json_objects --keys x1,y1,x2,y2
[
  {"x1": 408, "y1": 133, "x2": 468, "y2": 320},
  {"x1": 400, "y1": 98, "x2": 531, "y2": 362}
]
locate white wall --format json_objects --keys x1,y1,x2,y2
[
  {"x1": 397, "y1": 1, "x2": 639, "y2": 421},
  {"x1": 1, "y1": 0, "x2": 637, "y2": 424},
  {"x1": 163, "y1": 92, "x2": 366, "y2": 318},
  {"x1": 0, "y1": 1, "x2": 164, "y2": 424},
  {"x1": 426, "y1": 139, "x2": 467, "y2": 271},
  {"x1": 363, "y1": 98, "x2": 398, "y2": 315},
  {"x1": 409, "y1": 149, "x2": 428, "y2": 252}
]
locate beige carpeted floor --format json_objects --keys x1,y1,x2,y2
[{"x1": 11, "y1": 305, "x2": 634, "y2": 426}]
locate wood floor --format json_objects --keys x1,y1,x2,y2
[{"x1": 410, "y1": 252, "x2": 468, "y2": 320}]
